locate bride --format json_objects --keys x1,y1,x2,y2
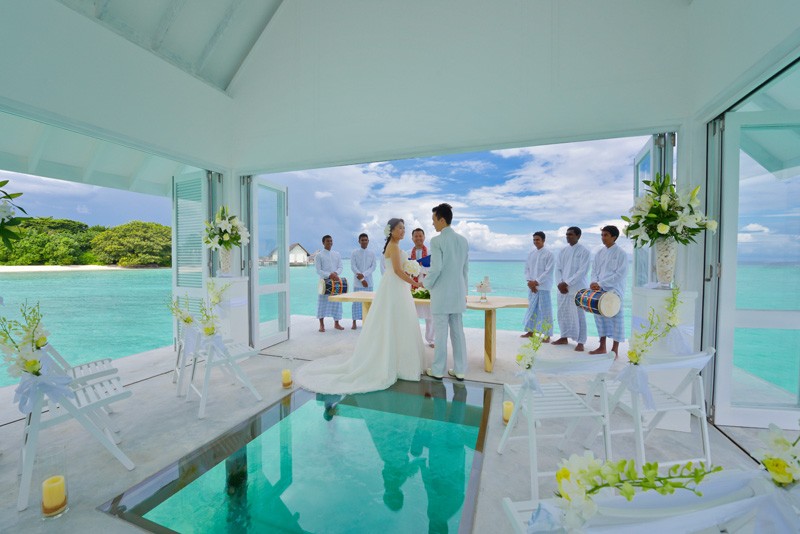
[{"x1": 296, "y1": 218, "x2": 426, "y2": 394}]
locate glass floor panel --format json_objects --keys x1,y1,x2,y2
[{"x1": 99, "y1": 379, "x2": 491, "y2": 533}]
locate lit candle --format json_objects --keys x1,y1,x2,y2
[
  {"x1": 502, "y1": 401, "x2": 514, "y2": 425},
  {"x1": 41, "y1": 475, "x2": 67, "y2": 518},
  {"x1": 281, "y1": 369, "x2": 292, "y2": 388}
]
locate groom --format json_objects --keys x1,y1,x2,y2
[{"x1": 424, "y1": 203, "x2": 469, "y2": 381}]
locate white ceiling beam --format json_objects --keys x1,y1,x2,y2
[
  {"x1": 81, "y1": 142, "x2": 106, "y2": 183},
  {"x1": 195, "y1": 0, "x2": 245, "y2": 74},
  {"x1": 27, "y1": 125, "x2": 52, "y2": 174},
  {"x1": 151, "y1": 0, "x2": 186, "y2": 52},
  {"x1": 128, "y1": 154, "x2": 153, "y2": 191},
  {"x1": 94, "y1": 0, "x2": 111, "y2": 20}
]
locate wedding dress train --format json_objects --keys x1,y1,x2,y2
[{"x1": 296, "y1": 257, "x2": 425, "y2": 394}]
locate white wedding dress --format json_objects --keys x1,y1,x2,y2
[{"x1": 296, "y1": 257, "x2": 425, "y2": 394}]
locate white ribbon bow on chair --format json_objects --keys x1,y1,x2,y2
[{"x1": 13, "y1": 360, "x2": 74, "y2": 414}]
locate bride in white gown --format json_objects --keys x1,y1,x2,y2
[{"x1": 296, "y1": 218, "x2": 426, "y2": 394}]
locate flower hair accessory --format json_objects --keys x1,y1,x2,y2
[{"x1": 383, "y1": 224, "x2": 391, "y2": 238}]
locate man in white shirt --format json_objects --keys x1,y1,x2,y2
[
  {"x1": 588, "y1": 225, "x2": 628, "y2": 358},
  {"x1": 552, "y1": 226, "x2": 591, "y2": 351},
  {"x1": 350, "y1": 233, "x2": 376, "y2": 329},
  {"x1": 315, "y1": 235, "x2": 344, "y2": 332},
  {"x1": 409, "y1": 228, "x2": 435, "y2": 347},
  {"x1": 521, "y1": 231, "x2": 554, "y2": 340}
]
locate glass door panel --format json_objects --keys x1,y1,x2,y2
[
  {"x1": 247, "y1": 177, "x2": 289, "y2": 349},
  {"x1": 715, "y1": 110, "x2": 800, "y2": 429}
]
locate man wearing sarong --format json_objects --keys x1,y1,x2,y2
[
  {"x1": 588, "y1": 225, "x2": 628, "y2": 358},
  {"x1": 409, "y1": 228, "x2": 435, "y2": 347},
  {"x1": 315, "y1": 235, "x2": 344, "y2": 332},
  {"x1": 521, "y1": 231, "x2": 554, "y2": 340},
  {"x1": 552, "y1": 226, "x2": 591, "y2": 351},
  {"x1": 350, "y1": 233, "x2": 376, "y2": 329}
]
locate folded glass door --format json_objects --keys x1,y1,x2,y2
[
  {"x1": 244, "y1": 176, "x2": 289, "y2": 349},
  {"x1": 713, "y1": 110, "x2": 800, "y2": 429}
]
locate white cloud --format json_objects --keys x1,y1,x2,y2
[
  {"x1": 76, "y1": 204, "x2": 90, "y2": 214},
  {"x1": 377, "y1": 171, "x2": 441, "y2": 196},
  {"x1": 741, "y1": 223, "x2": 769, "y2": 233},
  {"x1": 314, "y1": 191, "x2": 333, "y2": 199}
]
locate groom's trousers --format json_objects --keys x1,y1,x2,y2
[{"x1": 432, "y1": 313, "x2": 467, "y2": 376}]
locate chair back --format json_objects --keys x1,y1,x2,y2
[{"x1": 639, "y1": 348, "x2": 715, "y2": 372}]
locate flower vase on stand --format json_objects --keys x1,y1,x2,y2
[
  {"x1": 218, "y1": 247, "x2": 232, "y2": 277},
  {"x1": 654, "y1": 237, "x2": 677, "y2": 288}
]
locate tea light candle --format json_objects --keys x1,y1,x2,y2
[
  {"x1": 41, "y1": 475, "x2": 67, "y2": 517},
  {"x1": 502, "y1": 401, "x2": 514, "y2": 424},
  {"x1": 281, "y1": 369, "x2": 292, "y2": 388}
]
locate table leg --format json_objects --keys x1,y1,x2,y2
[
  {"x1": 484, "y1": 309, "x2": 496, "y2": 372},
  {"x1": 363, "y1": 301, "x2": 371, "y2": 323}
]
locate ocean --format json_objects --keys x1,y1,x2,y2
[{"x1": 0, "y1": 262, "x2": 796, "y2": 395}]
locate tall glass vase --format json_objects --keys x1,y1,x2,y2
[
  {"x1": 654, "y1": 237, "x2": 677, "y2": 288},
  {"x1": 218, "y1": 247, "x2": 232, "y2": 277}
]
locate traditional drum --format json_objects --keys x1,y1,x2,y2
[
  {"x1": 318, "y1": 277, "x2": 348, "y2": 295},
  {"x1": 574, "y1": 288, "x2": 621, "y2": 317}
]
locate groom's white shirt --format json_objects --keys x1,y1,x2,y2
[{"x1": 425, "y1": 226, "x2": 469, "y2": 314}]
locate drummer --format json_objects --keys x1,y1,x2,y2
[
  {"x1": 315, "y1": 235, "x2": 345, "y2": 332},
  {"x1": 588, "y1": 225, "x2": 628, "y2": 358},
  {"x1": 551, "y1": 226, "x2": 591, "y2": 351}
]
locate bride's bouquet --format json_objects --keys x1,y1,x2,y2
[{"x1": 402, "y1": 258, "x2": 421, "y2": 277}]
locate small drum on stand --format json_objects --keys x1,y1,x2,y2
[
  {"x1": 318, "y1": 277, "x2": 348, "y2": 295},
  {"x1": 574, "y1": 288, "x2": 621, "y2": 317}
]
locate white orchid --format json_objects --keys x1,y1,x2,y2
[{"x1": 203, "y1": 206, "x2": 248, "y2": 251}]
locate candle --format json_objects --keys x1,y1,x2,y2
[
  {"x1": 41, "y1": 475, "x2": 67, "y2": 517},
  {"x1": 502, "y1": 401, "x2": 514, "y2": 425},
  {"x1": 281, "y1": 369, "x2": 292, "y2": 388}
]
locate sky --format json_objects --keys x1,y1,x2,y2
[
  {"x1": 261, "y1": 136, "x2": 651, "y2": 260},
  {"x1": 3, "y1": 135, "x2": 797, "y2": 262}
]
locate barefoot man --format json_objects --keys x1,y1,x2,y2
[
  {"x1": 350, "y1": 232, "x2": 376, "y2": 329},
  {"x1": 588, "y1": 225, "x2": 628, "y2": 358},
  {"x1": 315, "y1": 234, "x2": 345, "y2": 332},
  {"x1": 552, "y1": 226, "x2": 591, "y2": 351},
  {"x1": 424, "y1": 203, "x2": 469, "y2": 381},
  {"x1": 521, "y1": 231, "x2": 554, "y2": 341}
]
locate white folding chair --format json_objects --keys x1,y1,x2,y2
[
  {"x1": 40, "y1": 343, "x2": 118, "y2": 385},
  {"x1": 186, "y1": 336, "x2": 262, "y2": 418},
  {"x1": 497, "y1": 353, "x2": 615, "y2": 501},
  {"x1": 173, "y1": 325, "x2": 201, "y2": 397},
  {"x1": 589, "y1": 349, "x2": 715, "y2": 468},
  {"x1": 17, "y1": 376, "x2": 135, "y2": 511}
]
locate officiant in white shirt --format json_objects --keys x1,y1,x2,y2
[
  {"x1": 409, "y1": 228, "x2": 435, "y2": 347},
  {"x1": 350, "y1": 233, "x2": 376, "y2": 329}
]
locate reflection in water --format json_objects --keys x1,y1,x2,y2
[
  {"x1": 225, "y1": 447, "x2": 250, "y2": 532},
  {"x1": 414, "y1": 382, "x2": 468, "y2": 533}
]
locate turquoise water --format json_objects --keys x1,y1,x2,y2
[
  {"x1": 1, "y1": 262, "x2": 797, "y2": 396},
  {"x1": 140, "y1": 387, "x2": 481, "y2": 533}
]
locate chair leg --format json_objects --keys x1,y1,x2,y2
[
  {"x1": 59, "y1": 399, "x2": 134, "y2": 470},
  {"x1": 497, "y1": 389, "x2": 526, "y2": 454},
  {"x1": 600, "y1": 378, "x2": 613, "y2": 461},
  {"x1": 17, "y1": 395, "x2": 44, "y2": 511},
  {"x1": 198, "y1": 353, "x2": 213, "y2": 419},
  {"x1": 696, "y1": 377, "x2": 712, "y2": 465},
  {"x1": 227, "y1": 360, "x2": 263, "y2": 402},
  {"x1": 527, "y1": 406, "x2": 539, "y2": 502},
  {"x1": 631, "y1": 393, "x2": 646, "y2": 467},
  {"x1": 173, "y1": 343, "x2": 183, "y2": 385}
]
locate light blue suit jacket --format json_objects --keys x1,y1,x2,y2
[{"x1": 425, "y1": 226, "x2": 469, "y2": 315}]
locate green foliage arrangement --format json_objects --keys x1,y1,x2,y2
[
  {"x1": 0, "y1": 179, "x2": 27, "y2": 248},
  {"x1": 92, "y1": 221, "x2": 171, "y2": 267}
]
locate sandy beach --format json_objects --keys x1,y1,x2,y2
[{"x1": 0, "y1": 265, "x2": 132, "y2": 273}]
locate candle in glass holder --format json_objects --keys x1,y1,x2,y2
[
  {"x1": 41, "y1": 475, "x2": 67, "y2": 518},
  {"x1": 281, "y1": 369, "x2": 292, "y2": 388},
  {"x1": 502, "y1": 401, "x2": 514, "y2": 425}
]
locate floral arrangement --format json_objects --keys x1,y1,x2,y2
[
  {"x1": 402, "y1": 258, "x2": 421, "y2": 277},
  {"x1": 0, "y1": 178, "x2": 27, "y2": 248},
  {"x1": 516, "y1": 319, "x2": 551, "y2": 369},
  {"x1": 627, "y1": 287, "x2": 681, "y2": 365},
  {"x1": 169, "y1": 295, "x2": 195, "y2": 326},
  {"x1": 622, "y1": 173, "x2": 717, "y2": 248},
  {"x1": 199, "y1": 301, "x2": 219, "y2": 337},
  {"x1": 411, "y1": 287, "x2": 430, "y2": 299},
  {"x1": 383, "y1": 224, "x2": 391, "y2": 238},
  {"x1": 203, "y1": 206, "x2": 250, "y2": 251},
  {"x1": 0, "y1": 302, "x2": 48, "y2": 377},
  {"x1": 555, "y1": 451, "x2": 722, "y2": 529},
  {"x1": 206, "y1": 279, "x2": 231, "y2": 307},
  {"x1": 757, "y1": 423, "x2": 800, "y2": 487}
]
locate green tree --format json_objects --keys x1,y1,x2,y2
[{"x1": 91, "y1": 221, "x2": 171, "y2": 266}]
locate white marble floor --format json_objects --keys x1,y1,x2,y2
[{"x1": 0, "y1": 315, "x2": 764, "y2": 533}]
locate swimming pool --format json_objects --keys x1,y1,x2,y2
[{"x1": 100, "y1": 380, "x2": 491, "y2": 532}]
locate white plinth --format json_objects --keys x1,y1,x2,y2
[
  {"x1": 631, "y1": 288, "x2": 699, "y2": 432},
  {"x1": 211, "y1": 276, "x2": 248, "y2": 345}
]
